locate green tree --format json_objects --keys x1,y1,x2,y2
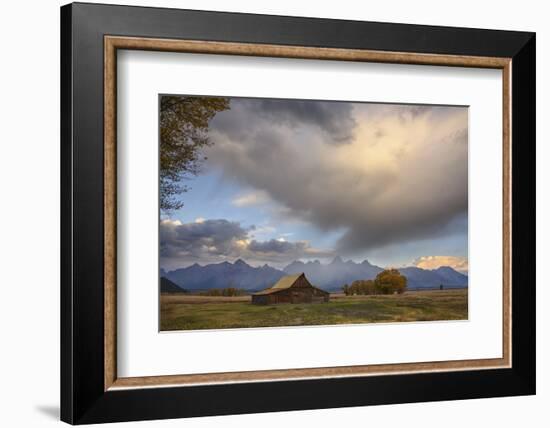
[
  {"x1": 160, "y1": 95, "x2": 230, "y2": 211},
  {"x1": 374, "y1": 269, "x2": 407, "y2": 294}
]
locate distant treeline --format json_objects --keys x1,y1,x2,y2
[
  {"x1": 199, "y1": 287, "x2": 248, "y2": 297},
  {"x1": 343, "y1": 269, "x2": 407, "y2": 295},
  {"x1": 407, "y1": 285, "x2": 467, "y2": 291}
]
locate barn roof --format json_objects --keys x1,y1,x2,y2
[
  {"x1": 252, "y1": 273, "x2": 329, "y2": 296},
  {"x1": 272, "y1": 273, "x2": 303, "y2": 289},
  {"x1": 253, "y1": 273, "x2": 304, "y2": 295}
]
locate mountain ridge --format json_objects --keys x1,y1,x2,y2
[{"x1": 164, "y1": 257, "x2": 468, "y2": 291}]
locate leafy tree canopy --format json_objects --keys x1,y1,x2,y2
[
  {"x1": 343, "y1": 269, "x2": 407, "y2": 295},
  {"x1": 160, "y1": 95, "x2": 230, "y2": 211},
  {"x1": 374, "y1": 269, "x2": 407, "y2": 294}
]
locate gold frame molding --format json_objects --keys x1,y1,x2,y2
[{"x1": 104, "y1": 35, "x2": 512, "y2": 391}]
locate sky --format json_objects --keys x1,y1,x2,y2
[{"x1": 160, "y1": 96, "x2": 468, "y2": 273}]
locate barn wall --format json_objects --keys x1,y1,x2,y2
[
  {"x1": 276, "y1": 288, "x2": 329, "y2": 304},
  {"x1": 293, "y1": 276, "x2": 308, "y2": 288},
  {"x1": 251, "y1": 295, "x2": 268, "y2": 305},
  {"x1": 273, "y1": 291, "x2": 292, "y2": 304}
]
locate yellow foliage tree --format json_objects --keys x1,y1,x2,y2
[{"x1": 374, "y1": 269, "x2": 407, "y2": 294}]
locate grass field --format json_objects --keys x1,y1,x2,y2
[{"x1": 160, "y1": 289, "x2": 468, "y2": 331}]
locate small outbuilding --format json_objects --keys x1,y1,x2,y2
[{"x1": 252, "y1": 273, "x2": 329, "y2": 305}]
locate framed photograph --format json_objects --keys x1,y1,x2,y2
[{"x1": 61, "y1": 2, "x2": 535, "y2": 424}]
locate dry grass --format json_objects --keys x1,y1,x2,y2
[{"x1": 160, "y1": 289, "x2": 468, "y2": 331}]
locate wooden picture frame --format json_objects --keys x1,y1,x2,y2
[{"x1": 61, "y1": 2, "x2": 535, "y2": 424}]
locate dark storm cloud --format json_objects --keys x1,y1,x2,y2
[
  {"x1": 206, "y1": 101, "x2": 469, "y2": 255},
  {"x1": 248, "y1": 239, "x2": 308, "y2": 254},
  {"x1": 160, "y1": 219, "x2": 332, "y2": 267},
  {"x1": 160, "y1": 219, "x2": 251, "y2": 260},
  {"x1": 211, "y1": 97, "x2": 357, "y2": 144},
  {"x1": 250, "y1": 98, "x2": 357, "y2": 143}
]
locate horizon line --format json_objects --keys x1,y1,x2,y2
[{"x1": 161, "y1": 256, "x2": 469, "y2": 275}]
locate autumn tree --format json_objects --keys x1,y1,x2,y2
[
  {"x1": 362, "y1": 279, "x2": 376, "y2": 295},
  {"x1": 374, "y1": 269, "x2": 407, "y2": 294},
  {"x1": 348, "y1": 279, "x2": 376, "y2": 295},
  {"x1": 160, "y1": 95, "x2": 230, "y2": 211}
]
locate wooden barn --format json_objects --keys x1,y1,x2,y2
[{"x1": 252, "y1": 273, "x2": 330, "y2": 305}]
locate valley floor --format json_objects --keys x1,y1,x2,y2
[{"x1": 160, "y1": 289, "x2": 468, "y2": 331}]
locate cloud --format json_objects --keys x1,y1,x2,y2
[
  {"x1": 248, "y1": 238, "x2": 297, "y2": 253},
  {"x1": 160, "y1": 218, "x2": 250, "y2": 261},
  {"x1": 160, "y1": 218, "x2": 332, "y2": 269},
  {"x1": 207, "y1": 100, "x2": 468, "y2": 254},
  {"x1": 232, "y1": 190, "x2": 270, "y2": 207},
  {"x1": 211, "y1": 98, "x2": 356, "y2": 144},
  {"x1": 247, "y1": 238, "x2": 331, "y2": 262},
  {"x1": 413, "y1": 256, "x2": 469, "y2": 273},
  {"x1": 251, "y1": 98, "x2": 357, "y2": 143}
]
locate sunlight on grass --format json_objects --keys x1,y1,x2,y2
[{"x1": 160, "y1": 289, "x2": 468, "y2": 331}]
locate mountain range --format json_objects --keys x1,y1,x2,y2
[
  {"x1": 160, "y1": 276, "x2": 188, "y2": 293},
  {"x1": 163, "y1": 257, "x2": 468, "y2": 292}
]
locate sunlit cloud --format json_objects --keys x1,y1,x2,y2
[
  {"x1": 208, "y1": 100, "x2": 468, "y2": 254},
  {"x1": 232, "y1": 190, "x2": 270, "y2": 207},
  {"x1": 412, "y1": 255, "x2": 468, "y2": 273}
]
